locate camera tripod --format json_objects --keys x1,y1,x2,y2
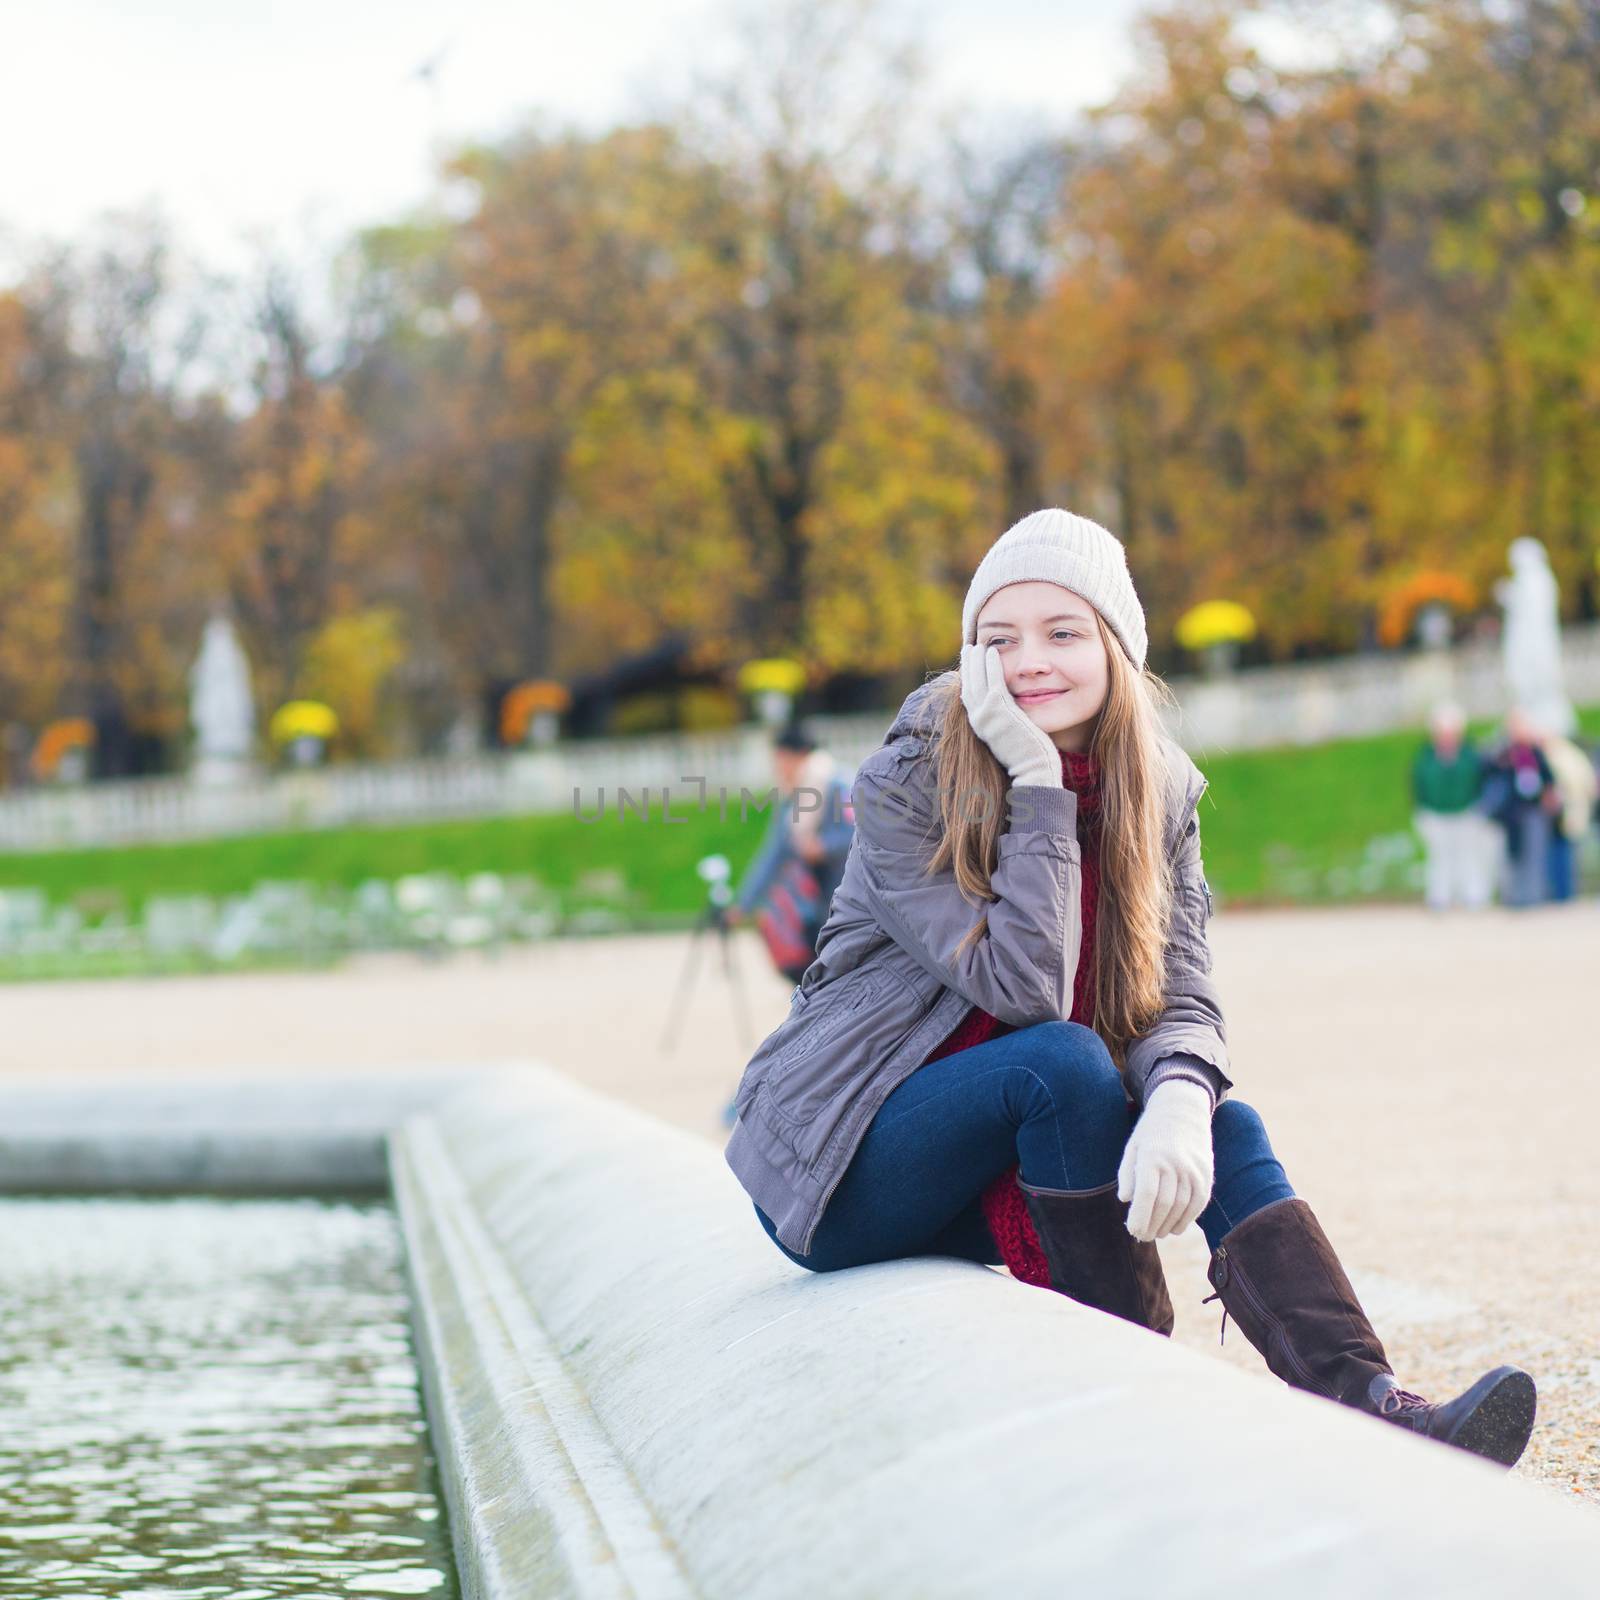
[{"x1": 659, "y1": 886, "x2": 757, "y2": 1055}]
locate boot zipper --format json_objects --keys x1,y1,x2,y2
[{"x1": 1211, "y1": 1246, "x2": 1332, "y2": 1398}]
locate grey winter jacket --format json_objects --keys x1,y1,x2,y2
[{"x1": 724, "y1": 670, "x2": 1233, "y2": 1256}]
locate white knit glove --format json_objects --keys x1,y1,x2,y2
[
  {"x1": 1117, "y1": 1080, "x2": 1214, "y2": 1241},
  {"x1": 959, "y1": 642, "x2": 1063, "y2": 789}
]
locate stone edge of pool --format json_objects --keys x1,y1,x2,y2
[
  {"x1": 6, "y1": 1066, "x2": 1600, "y2": 1597},
  {"x1": 0, "y1": 1069, "x2": 485, "y2": 1195}
]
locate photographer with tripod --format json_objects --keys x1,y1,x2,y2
[{"x1": 725, "y1": 722, "x2": 856, "y2": 985}]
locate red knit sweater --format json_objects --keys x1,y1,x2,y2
[{"x1": 918, "y1": 745, "x2": 1103, "y2": 1286}]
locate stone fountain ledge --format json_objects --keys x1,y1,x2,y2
[
  {"x1": 0, "y1": 1067, "x2": 486, "y2": 1194},
  {"x1": 5, "y1": 1064, "x2": 1600, "y2": 1597},
  {"x1": 390, "y1": 1066, "x2": 1600, "y2": 1600}
]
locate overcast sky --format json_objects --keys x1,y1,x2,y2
[{"x1": 2, "y1": 0, "x2": 1161, "y2": 276}]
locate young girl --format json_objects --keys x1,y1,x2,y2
[{"x1": 724, "y1": 508, "x2": 1537, "y2": 1468}]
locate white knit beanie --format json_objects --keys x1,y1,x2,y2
[{"x1": 961, "y1": 508, "x2": 1147, "y2": 671}]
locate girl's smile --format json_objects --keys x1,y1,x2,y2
[{"x1": 1015, "y1": 687, "x2": 1068, "y2": 705}]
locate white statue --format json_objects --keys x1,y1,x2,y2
[
  {"x1": 189, "y1": 614, "x2": 257, "y2": 785},
  {"x1": 1496, "y1": 538, "x2": 1574, "y2": 736}
]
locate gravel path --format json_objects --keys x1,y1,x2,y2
[{"x1": 4, "y1": 902, "x2": 1596, "y2": 1508}]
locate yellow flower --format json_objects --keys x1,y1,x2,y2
[
  {"x1": 270, "y1": 700, "x2": 340, "y2": 744},
  {"x1": 737, "y1": 658, "x2": 806, "y2": 696},
  {"x1": 1176, "y1": 601, "x2": 1258, "y2": 653}
]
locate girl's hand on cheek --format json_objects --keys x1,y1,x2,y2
[{"x1": 959, "y1": 642, "x2": 1062, "y2": 789}]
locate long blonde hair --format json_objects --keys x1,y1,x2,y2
[{"x1": 925, "y1": 611, "x2": 1180, "y2": 1070}]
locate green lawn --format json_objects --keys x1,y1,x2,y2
[
  {"x1": 0, "y1": 803, "x2": 759, "y2": 924},
  {"x1": 2, "y1": 707, "x2": 1596, "y2": 923}
]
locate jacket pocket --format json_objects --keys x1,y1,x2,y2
[
  {"x1": 764, "y1": 964, "x2": 899, "y2": 1082},
  {"x1": 813, "y1": 919, "x2": 885, "y2": 978},
  {"x1": 1165, "y1": 862, "x2": 1216, "y2": 974}
]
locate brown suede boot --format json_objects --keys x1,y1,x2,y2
[
  {"x1": 1018, "y1": 1177, "x2": 1175, "y2": 1335},
  {"x1": 1206, "y1": 1197, "x2": 1537, "y2": 1468}
]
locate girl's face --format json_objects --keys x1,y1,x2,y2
[{"x1": 974, "y1": 581, "x2": 1110, "y2": 754}]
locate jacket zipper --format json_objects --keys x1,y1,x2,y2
[{"x1": 1212, "y1": 1245, "x2": 1331, "y2": 1398}]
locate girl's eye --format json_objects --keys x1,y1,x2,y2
[{"x1": 982, "y1": 632, "x2": 1077, "y2": 646}]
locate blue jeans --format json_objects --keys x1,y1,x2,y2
[
  {"x1": 1504, "y1": 808, "x2": 1551, "y2": 906},
  {"x1": 1547, "y1": 831, "x2": 1576, "y2": 901},
  {"x1": 755, "y1": 1020, "x2": 1293, "y2": 1271}
]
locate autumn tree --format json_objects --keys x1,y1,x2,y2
[
  {"x1": 1024, "y1": 7, "x2": 1339, "y2": 654},
  {"x1": 19, "y1": 221, "x2": 213, "y2": 773},
  {"x1": 1379, "y1": 0, "x2": 1600, "y2": 618},
  {"x1": 0, "y1": 290, "x2": 72, "y2": 745},
  {"x1": 934, "y1": 124, "x2": 1074, "y2": 523},
  {"x1": 349, "y1": 125, "x2": 732, "y2": 700},
  {"x1": 219, "y1": 257, "x2": 373, "y2": 714},
  {"x1": 666, "y1": 0, "x2": 1002, "y2": 673}
]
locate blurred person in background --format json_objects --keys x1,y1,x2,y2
[
  {"x1": 1480, "y1": 708, "x2": 1560, "y2": 908},
  {"x1": 1539, "y1": 728, "x2": 1598, "y2": 902},
  {"x1": 726, "y1": 722, "x2": 855, "y2": 985},
  {"x1": 1410, "y1": 701, "x2": 1493, "y2": 911}
]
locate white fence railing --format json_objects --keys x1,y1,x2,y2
[
  {"x1": 1167, "y1": 622, "x2": 1600, "y2": 754},
  {"x1": 3, "y1": 624, "x2": 1597, "y2": 853}
]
